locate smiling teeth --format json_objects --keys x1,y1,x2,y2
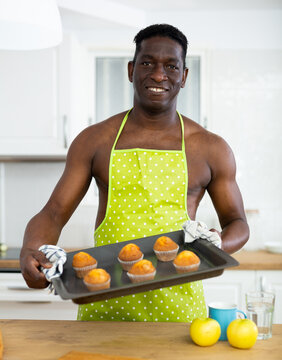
[{"x1": 149, "y1": 87, "x2": 165, "y2": 92}]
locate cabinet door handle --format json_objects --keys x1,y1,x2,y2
[
  {"x1": 88, "y1": 117, "x2": 93, "y2": 126},
  {"x1": 63, "y1": 115, "x2": 68, "y2": 148},
  {"x1": 203, "y1": 116, "x2": 208, "y2": 129}
]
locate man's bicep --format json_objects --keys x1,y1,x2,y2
[
  {"x1": 208, "y1": 178, "x2": 246, "y2": 227},
  {"x1": 43, "y1": 138, "x2": 93, "y2": 225},
  {"x1": 207, "y1": 141, "x2": 246, "y2": 228}
]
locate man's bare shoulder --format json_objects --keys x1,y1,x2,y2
[
  {"x1": 67, "y1": 111, "x2": 128, "y2": 157},
  {"x1": 77, "y1": 111, "x2": 127, "y2": 144},
  {"x1": 182, "y1": 115, "x2": 235, "y2": 168}
]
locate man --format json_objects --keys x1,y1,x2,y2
[{"x1": 20, "y1": 24, "x2": 249, "y2": 322}]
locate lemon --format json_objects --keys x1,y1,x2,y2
[
  {"x1": 190, "y1": 318, "x2": 221, "y2": 347},
  {"x1": 227, "y1": 319, "x2": 258, "y2": 349}
]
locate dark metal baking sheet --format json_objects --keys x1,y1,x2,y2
[{"x1": 52, "y1": 230, "x2": 239, "y2": 304}]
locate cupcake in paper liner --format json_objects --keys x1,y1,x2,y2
[
  {"x1": 118, "y1": 243, "x2": 144, "y2": 271},
  {"x1": 173, "y1": 250, "x2": 200, "y2": 274},
  {"x1": 153, "y1": 236, "x2": 179, "y2": 262},
  {"x1": 72, "y1": 251, "x2": 97, "y2": 278},
  {"x1": 83, "y1": 268, "x2": 111, "y2": 291},
  {"x1": 127, "y1": 259, "x2": 156, "y2": 283}
]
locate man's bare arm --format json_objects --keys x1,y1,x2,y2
[
  {"x1": 20, "y1": 129, "x2": 94, "y2": 288},
  {"x1": 207, "y1": 136, "x2": 249, "y2": 254}
]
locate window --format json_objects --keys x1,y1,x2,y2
[{"x1": 95, "y1": 56, "x2": 201, "y2": 123}]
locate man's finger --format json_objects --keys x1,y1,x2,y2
[
  {"x1": 33, "y1": 251, "x2": 53, "y2": 268},
  {"x1": 209, "y1": 228, "x2": 222, "y2": 237}
]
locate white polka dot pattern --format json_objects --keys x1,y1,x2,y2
[
  {"x1": 78, "y1": 111, "x2": 207, "y2": 322},
  {"x1": 95, "y1": 150, "x2": 187, "y2": 244}
]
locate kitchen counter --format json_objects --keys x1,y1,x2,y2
[
  {"x1": 1, "y1": 248, "x2": 281, "y2": 272},
  {"x1": 0, "y1": 154, "x2": 66, "y2": 162},
  {"x1": 0, "y1": 320, "x2": 281, "y2": 360},
  {"x1": 0, "y1": 248, "x2": 80, "y2": 272},
  {"x1": 230, "y1": 250, "x2": 282, "y2": 270},
  {"x1": 0, "y1": 248, "x2": 21, "y2": 272}
]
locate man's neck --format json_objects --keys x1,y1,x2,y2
[{"x1": 129, "y1": 104, "x2": 179, "y2": 131}]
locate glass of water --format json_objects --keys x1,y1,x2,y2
[{"x1": 246, "y1": 291, "x2": 275, "y2": 340}]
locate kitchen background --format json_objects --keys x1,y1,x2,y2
[
  {"x1": 0, "y1": 0, "x2": 282, "y2": 322},
  {"x1": 1, "y1": 0, "x2": 281, "y2": 251}
]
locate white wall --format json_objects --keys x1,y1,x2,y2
[
  {"x1": 4, "y1": 162, "x2": 97, "y2": 248},
  {"x1": 148, "y1": 10, "x2": 282, "y2": 50},
  {"x1": 208, "y1": 49, "x2": 282, "y2": 249}
]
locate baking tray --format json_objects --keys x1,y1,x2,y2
[{"x1": 52, "y1": 230, "x2": 239, "y2": 304}]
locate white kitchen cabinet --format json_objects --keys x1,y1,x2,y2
[
  {"x1": 0, "y1": 273, "x2": 78, "y2": 320},
  {"x1": 203, "y1": 270, "x2": 256, "y2": 311},
  {"x1": 203, "y1": 270, "x2": 282, "y2": 324},
  {"x1": 0, "y1": 47, "x2": 66, "y2": 155},
  {"x1": 0, "y1": 33, "x2": 93, "y2": 156}
]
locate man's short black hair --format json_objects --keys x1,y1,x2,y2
[{"x1": 133, "y1": 23, "x2": 188, "y2": 68}]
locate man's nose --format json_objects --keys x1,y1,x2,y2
[{"x1": 150, "y1": 64, "x2": 168, "y2": 82}]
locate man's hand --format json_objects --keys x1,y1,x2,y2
[
  {"x1": 182, "y1": 220, "x2": 222, "y2": 248},
  {"x1": 209, "y1": 228, "x2": 222, "y2": 238},
  {"x1": 20, "y1": 248, "x2": 52, "y2": 289}
]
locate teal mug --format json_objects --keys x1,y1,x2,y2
[{"x1": 208, "y1": 302, "x2": 247, "y2": 341}]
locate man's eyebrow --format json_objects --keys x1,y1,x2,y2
[
  {"x1": 139, "y1": 55, "x2": 180, "y2": 63},
  {"x1": 139, "y1": 54, "x2": 154, "y2": 60},
  {"x1": 166, "y1": 57, "x2": 180, "y2": 64}
]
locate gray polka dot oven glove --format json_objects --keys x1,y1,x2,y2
[
  {"x1": 38, "y1": 245, "x2": 67, "y2": 292},
  {"x1": 182, "y1": 220, "x2": 222, "y2": 249}
]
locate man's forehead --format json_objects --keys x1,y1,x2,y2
[{"x1": 138, "y1": 36, "x2": 183, "y2": 59}]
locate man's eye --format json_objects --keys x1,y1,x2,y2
[
  {"x1": 167, "y1": 64, "x2": 177, "y2": 70},
  {"x1": 141, "y1": 62, "x2": 151, "y2": 66}
]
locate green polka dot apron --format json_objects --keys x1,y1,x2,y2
[{"x1": 78, "y1": 110, "x2": 207, "y2": 322}]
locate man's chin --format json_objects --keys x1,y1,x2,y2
[{"x1": 141, "y1": 99, "x2": 171, "y2": 113}]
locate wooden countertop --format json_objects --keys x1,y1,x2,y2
[
  {"x1": 0, "y1": 320, "x2": 281, "y2": 360},
  {"x1": 230, "y1": 250, "x2": 282, "y2": 270},
  {"x1": 0, "y1": 248, "x2": 78, "y2": 271},
  {"x1": 0, "y1": 155, "x2": 66, "y2": 162},
  {"x1": 1, "y1": 249, "x2": 281, "y2": 271},
  {"x1": 0, "y1": 259, "x2": 19, "y2": 270}
]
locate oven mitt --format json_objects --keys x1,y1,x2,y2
[
  {"x1": 182, "y1": 220, "x2": 222, "y2": 249},
  {"x1": 38, "y1": 245, "x2": 67, "y2": 292}
]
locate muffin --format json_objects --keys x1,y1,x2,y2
[
  {"x1": 72, "y1": 251, "x2": 97, "y2": 278},
  {"x1": 118, "y1": 243, "x2": 144, "y2": 271},
  {"x1": 83, "y1": 268, "x2": 111, "y2": 291},
  {"x1": 173, "y1": 250, "x2": 200, "y2": 273},
  {"x1": 153, "y1": 236, "x2": 179, "y2": 261},
  {"x1": 127, "y1": 259, "x2": 156, "y2": 283}
]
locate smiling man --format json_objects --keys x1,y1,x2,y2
[{"x1": 20, "y1": 24, "x2": 249, "y2": 322}]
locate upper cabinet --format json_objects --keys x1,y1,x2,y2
[{"x1": 0, "y1": 33, "x2": 93, "y2": 157}]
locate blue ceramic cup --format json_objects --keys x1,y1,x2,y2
[{"x1": 208, "y1": 302, "x2": 247, "y2": 341}]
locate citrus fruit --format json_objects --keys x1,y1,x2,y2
[
  {"x1": 190, "y1": 318, "x2": 221, "y2": 346},
  {"x1": 227, "y1": 319, "x2": 258, "y2": 349}
]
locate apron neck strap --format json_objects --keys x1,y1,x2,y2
[
  {"x1": 177, "y1": 111, "x2": 185, "y2": 152},
  {"x1": 112, "y1": 109, "x2": 185, "y2": 152},
  {"x1": 112, "y1": 109, "x2": 132, "y2": 151}
]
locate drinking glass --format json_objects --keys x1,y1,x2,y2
[{"x1": 246, "y1": 291, "x2": 275, "y2": 340}]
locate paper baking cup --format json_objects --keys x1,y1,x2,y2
[
  {"x1": 73, "y1": 263, "x2": 97, "y2": 278},
  {"x1": 83, "y1": 277, "x2": 111, "y2": 291},
  {"x1": 127, "y1": 270, "x2": 156, "y2": 283},
  {"x1": 154, "y1": 245, "x2": 179, "y2": 262},
  {"x1": 118, "y1": 254, "x2": 144, "y2": 271},
  {"x1": 173, "y1": 262, "x2": 200, "y2": 274}
]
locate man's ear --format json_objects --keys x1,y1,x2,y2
[
  {"x1": 128, "y1": 61, "x2": 134, "y2": 83},
  {"x1": 181, "y1": 67, "x2": 189, "y2": 88}
]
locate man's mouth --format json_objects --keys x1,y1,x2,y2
[{"x1": 146, "y1": 86, "x2": 168, "y2": 93}]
